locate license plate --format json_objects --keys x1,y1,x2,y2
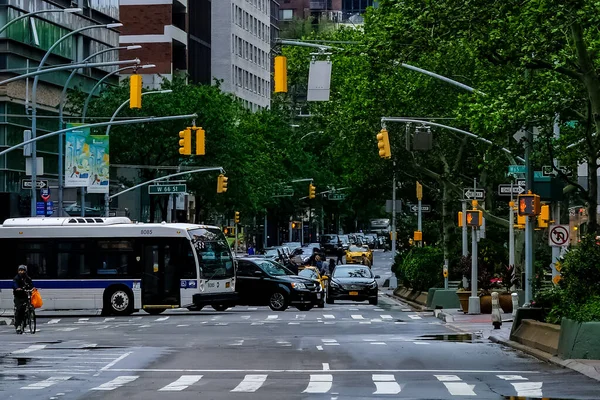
[
  {"x1": 317, "y1": 293, "x2": 322, "y2": 299},
  {"x1": 349, "y1": 291, "x2": 359, "y2": 296}
]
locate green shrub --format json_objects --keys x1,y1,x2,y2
[
  {"x1": 395, "y1": 246, "x2": 443, "y2": 291},
  {"x1": 572, "y1": 296, "x2": 600, "y2": 323}
]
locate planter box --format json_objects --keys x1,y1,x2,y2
[
  {"x1": 558, "y1": 318, "x2": 600, "y2": 360},
  {"x1": 510, "y1": 307, "x2": 545, "y2": 337},
  {"x1": 394, "y1": 286, "x2": 428, "y2": 306},
  {"x1": 511, "y1": 319, "x2": 560, "y2": 355},
  {"x1": 428, "y1": 288, "x2": 461, "y2": 309}
]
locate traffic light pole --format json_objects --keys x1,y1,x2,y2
[
  {"x1": 524, "y1": 128, "x2": 534, "y2": 306},
  {"x1": 469, "y1": 225, "x2": 481, "y2": 314},
  {"x1": 391, "y1": 162, "x2": 397, "y2": 256},
  {"x1": 462, "y1": 201, "x2": 468, "y2": 256},
  {"x1": 235, "y1": 223, "x2": 239, "y2": 254}
]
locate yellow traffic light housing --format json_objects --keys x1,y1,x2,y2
[
  {"x1": 308, "y1": 184, "x2": 316, "y2": 199},
  {"x1": 458, "y1": 211, "x2": 463, "y2": 227},
  {"x1": 179, "y1": 128, "x2": 192, "y2": 155},
  {"x1": 194, "y1": 126, "x2": 205, "y2": 155},
  {"x1": 274, "y1": 56, "x2": 287, "y2": 93},
  {"x1": 517, "y1": 192, "x2": 541, "y2": 216},
  {"x1": 217, "y1": 174, "x2": 228, "y2": 193},
  {"x1": 466, "y1": 210, "x2": 483, "y2": 227},
  {"x1": 414, "y1": 231, "x2": 422, "y2": 241},
  {"x1": 130, "y1": 74, "x2": 142, "y2": 109},
  {"x1": 235, "y1": 211, "x2": 240, "y2": 224},
  {"x1": 377, "y1": 129, "x2": 391, "y2": 159},
  {"x1": 416, "y1": 181, "x2": 423, "y2": 200},
  {"x1": 537, "y1": 204, "x2": 550, "y2": 228}
]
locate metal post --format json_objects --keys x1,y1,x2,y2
[
  {"x1": 509, "y1": 202, "x2": 515, "y2": 271},
  {"x1": 444, "y1": 259, "x2": 449, "y2": 289},
  {"x1": 462, "y1": 201, "x2": 468, "y2": 256},
  {"x1": 524, "y1": 128, "x2": 534, "y2": 305},
  {"x1": 417, "y1": 199, "x2": 422, "y2": 246},
  {"x1": 289, "y1": 220, "x2": 293, "y2": 242},
  {"x1": 468, "y1": 226, "x2": 481, "y2": 314},
  {"x1": 235, "y1": 223, "x2": 239, "y2": 254},
  {"x1": 167, "y1": 194, "x2": 173, "y2": 223},
  {"x1": 391, "y1": 162, "x2": 397, "y2": 255},
  {"x1": 264, "y1": 209, "x2": 268, "y2": 249},
  {"x1": 105, "y1": 192, "x2": 110, "y2": 217},
  {"x1": 551, "y1": 116, "x2": 561, "y2": 282},
  {"x1": 80, "y1": 188, "x2": 86, "y2": 217}
]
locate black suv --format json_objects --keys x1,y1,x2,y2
[{"x1": 233, "y1": 258, "x2": 322, "y2": 311}]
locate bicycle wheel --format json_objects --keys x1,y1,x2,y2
[{"x1": 28, "y1": 308, "x2": 36, "y2": 334}]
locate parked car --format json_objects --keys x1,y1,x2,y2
[
  {"x1": 337, "y1": 235, "x2": 350, "y2": 250},
  {"x1": 327, "y1": 265, "x2": 380, "y2": 305},
  {"x1": 233, "y1": 258, "x2": 322, "y2": 311},
  {"x1": 345, "y1": 244, "x2": 373, "y2": 266}
]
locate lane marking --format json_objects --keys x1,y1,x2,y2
[
  {"x1": 395, "y1": 322, "x2": 407, "y2": 325},
  {"x1": 324, "y1": 321, "x2": 335, "y2": 325},
  {"x1": 177, "y1": 324, "x2": 189, "y2": 327},
  {"x1": 316, "y1": 346, "x2": 323, "y2": 351},
  {"x1": 295, "y1": 314, "x2": 306, "y2": 319},
  {"x1": 267, "y1": 315, "x2": 278, "y2": 320},
  {"x1": 435, "y1": 375, "x2": 476, "y2": 396},
  {"x1": 241, "y1": 316, "x2": 251, "y2": 319},
  {"x1": 158, "y1": 375, "x2": 203, "y2": 391},
  {"x1": 381, "y1": 315, "x2": 393, "y2": 320},
  {"x1": 413, "y1": 342, "x2": 431, "y2": 345},
  {"x1": 277, "y1": 341, "x2": 292, "y2": 347},
  {"x1": 373, "y1": 308, "x2": 384, "y2": 311},
  {"x1": 231, "y1": 340, "x2": 244, "y2": 346},
  {"x1": 359, "y1": 321, "x2": 372, "y2": 324},
  {"x1": 102, "y1": 368, "x2": 541, "y2": 374},
  {"x1": 408, "y1": 315, "x2": 422, "y2": 320},
  {"x1": 288, "y1": 322, "x2": 300, "y2": 325},
  {"x1": 56, "y1": 327, "x2": 78, "y2": 332},
  {"x1": 251, "y1": 322, "x2": 264, "y2": 326},
  {"x1": 497, "y1": 375, "x2": 528, "y2": 380},
  {"x1": 47, "y1": 319, "x2": 60, "y2": 324},
  {"x1": 322, "y1": 363, "x2": 330, "y2": 371},
  {"x1": 372, "y1": 374, "x2": 401, "y2": 395},
  {"x1": 303, "y1": 374, "x2": 333, "y2": 393},
  {"x1": 370, "y1": 342, "x2": 387, "y2": 345},
  {"x1": 231, "y1": 374, "x2": 268, "y2": 392},
  {"x1": 90, "y1": 376, "x2": 139, "y2": 391},
  {"x1": 95, "y1": 352, "x2": 132, "y2": 376},
  {"x1": 21, "y1": 376, "x2": 71, "y2": 390},
  {"x1": 77, "y1": 318, "x2": 89, "y2": 323},
  {"x1": 435, "y1": 375, "x2": 462, "y2": 382},
  {"x1": 351, "y1": 315, "x2": 364, "y2": 320},
  {"x1": 12, "y1": 345, "x2": 46, "y2": 354},
  {"x1": 247, "y1": 307, "x2": 258, "y2": 310},
  {"x1": 511, "y1": 382, "x2": 543, "y2": 397},
  {"x1": 323, "y1": 314, "x2": 335, "y2": 319},
  {"x1": 103, "y1": 318, "x2": 115, "y2": 322},
  {"x1": 322, "y1": 339, "x2": 339, "y2": 346},
  {"x1": 155, "y1": 316, "x2": 169, "y2": 322}
]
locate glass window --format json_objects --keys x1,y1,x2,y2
[
  {"x1": 333, "y1": 266, "x2": 373, "y2": 278},
  {"x1": 258, "y1": 260, "x2": 294, "y2": 276},
  {"x1": 190, "y1": 228, "x2": 234, "y2": 280},
  {"x1": 237, "y1": 261, "x2": 259, "y2": 276},
  {"x1": 299, "y1": 269, "x2": 318, "y2": 280}
]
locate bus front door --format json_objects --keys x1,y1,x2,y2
[{"x1": 142, "y1": 243, "x2": 181, "y2": 310}]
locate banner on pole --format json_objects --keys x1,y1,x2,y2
[{"x1": 65, "y1": 123, "x2": 109, "y2": 193}]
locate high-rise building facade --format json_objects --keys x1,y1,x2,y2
[
  {"x1": 0, "y1": 0, "x2": 120, "y2": 218},
  {"x1": 278, "y1": 0, "x2": 342, "y2": 22},
  {"x1": 212, "y1": 0, "x2": 272, "y2": 111}
]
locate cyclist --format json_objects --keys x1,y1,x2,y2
[{"x1": 13, "y1": 265, "x2": 33, "y2": 334}]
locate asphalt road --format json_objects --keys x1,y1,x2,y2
[{"x1": 0, "y1": 250, "x2": 598, "y2": 399}]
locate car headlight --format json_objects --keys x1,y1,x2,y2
[
  {"x1": 330, "y1": 281, "x2": 341, "y2": 288},
  {"x1": 291, "y1": 282, "x2": 306, "y2": 289},
  {"x1": 369, "y1": 281, "x2": 378, "y2": 289}
]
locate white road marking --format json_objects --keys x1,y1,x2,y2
[
  {"x1": 47, "y1": 319, "x2": 60, "y2": 324},
  {"x1": 251, "y1": 322, "x2": 264, "y2": 326},
  {"x1": 13, "y1": 345, "x2": 46, "y2": 354},
  {"x1": 78, "y1": 318, "x2": 89, "y2": 322},
  {"x1": 231, "y1": 340, "x2": 244, "y2": 346},
  {"x1": 215, "y1": 323, "x2": 229, "y2": 326},
  {"x1": 155, "y1": 316, "x2": 169, "y2": 322},
  {"x1": 322, "y1": 363, "x2": 330, "y2": 371},
  {"x1": 21, "y1": 376, "x2": 71, "y2": 390},
  {"x1": 267, "y1": 315, "x2": 278, "y2": 320},
  {"x1": 322, "y1": 339, "x2": 339, "y2": 346},
  {"x1": 395, "y1": 322, "x2": 407, "y2": 325},
  {"x1": 158, "y1": 375, "x2": 202, "y2": 391},
  {"x1": 511, "y1": 382, "x2": 543, "y2": 397},
  {"x1": 413, "y1": 342, "x2": 431, "y2": 345},
  {"x1": 381, "y1": 315, "x2": 393, "y2": 320},
  {"x1": 103, "y1": 318, "x2": 115, "y2": 322},
  {"x1": 231, "y1": 374, "x2": 268, "y2": 392},
  {"x1": 497, "y1": 375, "x2": 528, "y2": 380},
  {"x1": 241, "y1": 315, "x2": 251, "y2": 319},
  {"x1": 139, "y1": 325, "x2": 151, "y2": 328},
  {"x1": 56, "y1": 327, "x2": 78, "y2": 332},
  {"x1": 363, "y1": 339, "x2": 376, "y2": 342},
  {"x1": 373, "y1": 308, "x2": 384, "y2": 311},
  {"x1": 324, "y1": 321, "x2": 335, "y2": 325},
  {"x1": 90, "y1": 376, "x2": 139, "y2": 391},
  {"x1": 177, "y1": 324, "x2": 189, "y2": 327},
  {"x1": 316, "y1": 346, "x2": 323, "y2": 351},
  {"x1": 435, "y1": 375, "x2": 476, "y2": 396},
  {"x1": 323, "y1": 314, "x2": 335, "y2": 319},
  {"x1": 100, "y1": 368, "x2": 541, "y2": 374},
  {"x1": 303, "y1": 374, "x2": 333, "y2": 393},
  {"x1": 97, "y1": 352, "x2": 132, "y2": 376},
  {"x1": 370, "y1": 342, "x2": 387, "y2": 345},
  {"x1": 408, "y1": 315, "x2": 422, "y2": 320},
  {"x1": 401, "y1": 308, "x2": 411, "y2": 311},
  {"x1": 247, "y1": 307, "x2": 258, "y2": 310},
  {"x1": 359, "y1": 321, "x2": 372, "y2": 324},
  {"x1": 296, "y1": 314, "x2": 306, "y2": 319},
  {"x1": 288, "y1": 322, "x2": 300, "y2": 325},
  {"x1": 351, "y1": 315, "x2": 364, "y2": 320},
  {"x1": 372, "y1": 374, "x2": 401, "y2": 395},
  {"x1": 277, "y1": 341, "x2": 291, "y2": 346}
]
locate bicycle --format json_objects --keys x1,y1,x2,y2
[{"x1": 14, "y1": 289, "x2": 36, "y2": 334}]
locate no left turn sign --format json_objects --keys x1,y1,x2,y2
[{"x1": 549, "y1": 225, "x2": 570, "y2": 247}]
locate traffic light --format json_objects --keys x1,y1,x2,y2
[
  {"x1": 537, "y1": 204, "x2": 550, "y2": 228},
  {"x1": 234, "y1": 211, "x2": 240, "y2": 224},
  {"x1": 516, "y1": 213, "x2": 526, "y2": 228},
  {"x1": 130, "y1": 74, "x2": 142, "y2": 109},
  {"x1": 274, "y1": 56, "x2": 287, "y2": 93},
  {"x1": 179, "y1": 128, "x2": 191, "y2": 155},
  {"x1": 414, "y1": 231, "x2": 422, "y2": 241},
  {"x1": 308, "y1": 184, "x2": 316, "y2": 199},
  {"x1": 376, "y1": 129, "x2": 391, "y2": 159},
  {"x1": 458, "y1": 211, "x2": 463, "y2": 227},
  {"x1": 217, "y1": 174, "x2": 228, "y2": 193},
  {"x1": 195, "y1": 126, "x2": 205, "y2": 155},
  {"x1": 466, "y1": 210, "x2": 483, "y2": 227},
  {"x1": 517, "y1": 192, "x2": 541, "y2": 216},
  {"x1": 416, "y1": 181, "x2": 423, "y2": 200}
]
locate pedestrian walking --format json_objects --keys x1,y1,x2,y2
[
  {"x1": 247, "y1": 243, "x2": 255, "y2": 255},
  {"x1": 336, "y1": 247, "x2": 344, "y2": 265},
  {"x1": 328, "y1": 258, "x2": 336, "y2": 275}
]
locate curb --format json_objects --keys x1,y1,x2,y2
[
  {"x1": 385, "y1": 292, "x2": 428, "y2": 311},
  {"x1": 489, "y1": 336, "x2": 600, "y2": 382},
  {"x1": 433, "y1": 309, "x2": 454, "y2": 323}
]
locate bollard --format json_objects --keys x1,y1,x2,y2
[
  {"x1": 511, "y1": 292, "x2": 519, "y2": 318},
  {"x1": 491, "y1": 291, "x2": 502, "y2": 329}
]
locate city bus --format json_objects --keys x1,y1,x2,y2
[{"x1": 0, "y1": 217, "x2": 236, "y2": 315}]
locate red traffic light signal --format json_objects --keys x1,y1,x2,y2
[{"x1": 517, "y1": 193, "x2": 541, "y2": 216}]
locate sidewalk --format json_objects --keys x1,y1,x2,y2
[{"x1": 436, "y1": 308, "x2": 600, "y2": 382}]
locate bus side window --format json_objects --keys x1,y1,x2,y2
[
  {"x1": 57, "y1": 241, "x2": 90, "y2": 278},
  {"x1": 19, "y1": 241, "x2": 52, "y2": 279}
]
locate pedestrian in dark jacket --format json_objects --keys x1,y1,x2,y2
[
  {"x1": 13, "y1": 265, "x2": 33, "y2": 334},
  {"x1": 328, "y1": 259, "x2": 336, "y2": 275},
  {"x1": 336, "y1": 247, "x2": 345, "y2": 265}
]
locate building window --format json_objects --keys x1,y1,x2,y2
[{"x1": 280, "y1": 9, "x2": 293, "y2": 20}]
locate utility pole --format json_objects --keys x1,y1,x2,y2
[
  {"x1": 551, "y1": 115, "x2": 561, "y2": 281},
  {"x1": 468, "y1": 200, "x2": 481, "y2": 314},
  {"x1": 263, "y1": 209, "x2": 268, "y2": 249},
  {"x1": 417, "y1": 181, "x2": 423, "y2": 247},
  {"x1": 462, "y1": 201, "x2": 468, "y2": 256},
  {"x1": 524, "y1": 127, "x2": 534, "y2": 306},
  {"x1": 391, "y1": 161, "x2": 397, "y2": 255}
]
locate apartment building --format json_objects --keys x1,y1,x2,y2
[{"x1": 279, "y1": 0, "x2": 342, "y2": 22}]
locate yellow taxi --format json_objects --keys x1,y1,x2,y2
[
  {"x1": 298, "y1": 265, "x2": 327, "y2": 308},
  {"x1": 345, "y1": 245, "x2": 373, "y2": 267}
]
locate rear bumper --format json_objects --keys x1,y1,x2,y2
[{"x1": 192, "y1": 292, "x2": 239, "y2": 308}]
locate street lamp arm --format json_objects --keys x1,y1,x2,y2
[
  {"x1": 0, "y1": 113, "x2": 198, "y2": 158},
  {"x1": 381, "y1": 117, "x2": 525, "y2": 162},
  {"x1": 396, "y1": 62, "x2": 486, "y2": 96},
  {"x1": 106, "y1": 90, "x2": 172, "y2": 136},
  {"x1": 0, "y1": 8, "x2": 82, "y2": 35},
  {"x1": 109, "y1": 167, "x2": 225, "y2": 199},
  {"x1": 290, "y1": 178, "x2": 314, "y2": 183},
  {"x1": 277, "y1": 39, "x2": 341, "y2": 51}
]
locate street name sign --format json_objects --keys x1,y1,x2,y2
[
  {"x1": 463, "y1": 188, "x2": 485, "y2": 200},
  {"x1": 508, "y1": 165, "x2": 526, "y2": 174},
  {"x1": 148, "y1": 184, "x2": 187, "y2": 194},
  {"x1": 498, "y1": 184, "x2": 526, "y2": 196},
  {"x1": 549, "y1": 225, "x2": 570, "y2": 247},
  {"x1": 409, "y1": 204, "x2": 431, "y2": 213},
  {"x1": 22, "y1": 179, "x2": 48, "y2": 189},
  {"x1": 328, "y1": 193, "x2": 346, "y2": 201}
]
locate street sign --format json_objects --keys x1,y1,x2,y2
[
  {"x1": 463, "y1": 188, "x2": 485, "y2": 200},
  {"x1": 516, "y1": 179, "x2": 526, "y2": 187},
  {"x1": 385, "y1": 200, "x2": 402, "y2": 213},
  {"x1": 542, "y1": 165, "x2": 572, "y2": 177},
  {"x1": 508, "y1": 165, "x2": 526, "y2": 174},
  {"x1": 328, "y1": 193, "x2": 346, "y2": 201},
  {"x1": 498, "y1": 184, "x2": 526, "y2": 196},
  {"x1": 148, "y1": 184, "x2": 187, "y2": 194},
  {"x1": 40, "y1": 187, "x2": 50, "y2": 202},
  {"x1": 549, "y1": 225, "x2": 570, "y2": 247},
  {"x1": 22, "y1": 179, "x2": 48, "y2": 189},
  {"x1": 409, "y1": 204, "x2": 431, "y2": 213},
  {"x1": 36, "y1": 201, "x2": 53, "y2": 216}
]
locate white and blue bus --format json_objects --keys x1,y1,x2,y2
[{"x1": 0, "y1": 217, "x2": 236, "y2": 315}]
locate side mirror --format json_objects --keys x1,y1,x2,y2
[{"x1": 374, "y1": 275, "x2": 381, "y2": 279}]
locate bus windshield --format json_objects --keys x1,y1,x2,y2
[{"x1": 190, "y1": 228, "x2": 235, "y2": 280}]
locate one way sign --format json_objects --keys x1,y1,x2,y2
[
  {"x1": 463, "y1": 188, "x2": 485, "y2": 200},
  {"x1": 498, "y1": 184, "x2": 526, "y2": 196},
  {"x1": 409, "y1": 204, "x2": 431, "y2": 213}
]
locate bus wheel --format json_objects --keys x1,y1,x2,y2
[
  {"x1": 144, "y1": 308, "x2": 166, "y2": 315},
  {"x1": 212, "y1": 305, "x2": 229, "y2": 312},
  {"x1": 105, "y1": 287, "x2": 134, "y2": 316}
]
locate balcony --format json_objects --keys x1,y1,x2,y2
[{"x1": 309, "y1": 0, "x2": 332, "y2": 10}]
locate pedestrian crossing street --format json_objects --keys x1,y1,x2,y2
[{"x1": 10, "y1": 372, "x2": 546, "y2": 397}]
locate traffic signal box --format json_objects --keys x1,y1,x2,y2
[
  {"x1": 466, "y1": 210, "x2": 483, "y2": 227},
  {"x1": 193, "y1": 126, "x2": 205, "y2": 155},
  {"x1": 274, "y1": 56, "x2": 287, "y2": 93},
  {"x1": 217, "y1": 174, "x2": 228, "y2": 193},
  {"x1": 517, "y1": 192, "x2": 541, "y2": 216},
  {"x1": 377, "y1": 129, "x2": 391, "y2": 159},
  {"x1": 130, "y1": 74, "x2": 142, "y2": 109},
  {"x1": 178, "y1": 128, "x2": 192, "y2": 155},
  {"x1": 235, "y1": 211, "x2": 240, "y2": 224},
  {"x1": 308, "y1": 184, "x2": 316, "y2": 199},
  {"x1": 537, "y1": 204, "x2": 550, "y2": 229},
  {"x1": 414, "y1": 231, "x2": 422, "y2": 241}
]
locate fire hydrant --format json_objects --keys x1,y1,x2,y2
[{"x1": 491, "y1": 291, "x2": 502, "y2": 329}]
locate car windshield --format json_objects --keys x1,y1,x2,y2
[
  {"x1": 264, "y1": 248, "x2": 279, "y2": 257},
  {"x1": 299, "y1": 269, "x2": 318, "y2": 280},
  {"x1": 333, "y1": 266, "x2": 373, "y2": 278},
  {"x1": 258, "y1": 261, "x2": 295, "y2": 276},
  {"x1": 322, "y1": 235, "x2": 337, "y2": 243},
  {"x1": 349, "y1": 245, "x2": 366, "y2": 252},
  {"x1": 338, "y1": 236, "x2": 349, "y2": 244},
  {"x1": 190, "y1": 228, "x2": 235, "y2": 279}
]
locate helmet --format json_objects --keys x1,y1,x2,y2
[{"x1": 18, "y1": 265, "x2": 27, "y2": 272}]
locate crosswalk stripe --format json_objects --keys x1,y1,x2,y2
[
  {"x1": 408, "y1": 314, "x2": 422, "y2": 320},
  {"x1": 323, "y1": 314, "x2": 335, "y2": 319},
  {"x1": 12, "y1": 345, "x2": 46, "y2": 354},
  {"x1": 158, "y1": 375, "x2": 203, "y2": 391},
  {"x1": 351, "y1": 315, "x2": 364, "y2": 320},
  {"x1": 47, "y1": 319, "x2": 60, "y2": 324},
  {"x1": 380, "y1": 315, "x2": 393, "y2": 319},
  {"x1": 155, "y1": 316, "x2": 169, "y2": 322},
  {"x1": 497, "y1": 375, "x2": 528, "y2": 380},
  {"x1": 56, "y1": 327, "x2": 78, "y2": 331},
  {"x1": 21, "y1": 376, "x2": 71, "y2": 390},
  {"x1": 231, "y1": 374, "x2": 267, "y2": 392},
  {"x1": 435, "y1": 375, "x2": 475, "y2": 396},
  {"x1": 267, "y1": 315, "x2": 278, "y2": 320},
  {"x1": 90, "y1": 376, "x2": 139, "y2": 391},
  {"x1": 303, "y1": 374, "x2": 333, "y2": 393},
  {"x1": 511, "y1": 382, "x2": 543, "y2": 397},
  {"x1": 372, "y1": 374, "x2": 401, "y2": 394}
]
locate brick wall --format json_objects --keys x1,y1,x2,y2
[
  {"x1": 120, "y1": 5, "x2": 172, "y2": 35},
  {"x1": 119, "y1": 44, "x2": 172, "y2": 75}
]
